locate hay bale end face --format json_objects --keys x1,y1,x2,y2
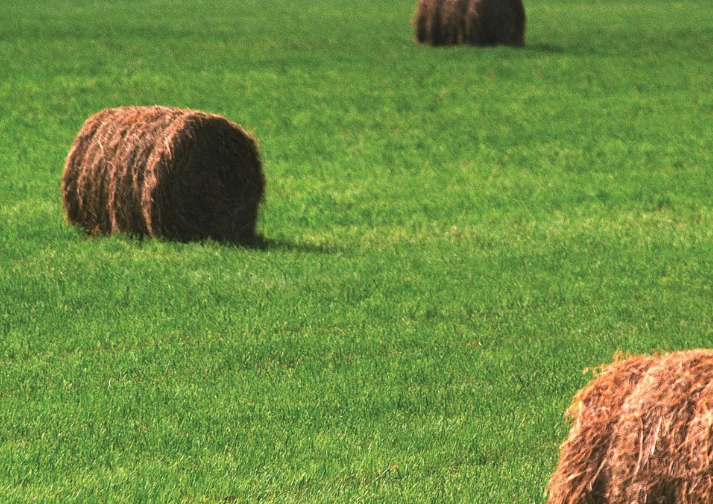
[
  {"x1": 61, "y1": 106, "x2": 265, "y2": 241},
  {"x1": 414, "y1": 0, "x2": 526, "y2": 47},
  {"x1": 548, "y1": 349, "x2": 713, "y2": 504}
]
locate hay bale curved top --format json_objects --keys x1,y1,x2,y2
[
  {"x1": 62, "y1": 106, "x2": 265, "y2": 241},
  {"x1": 547, "y1": 349, "x2": 713, "y2": 504},
  {"x1": 547, "y1": 354, "x2": 658, "y2": 504},
  {"x1": 414, "y1": 0, "x2": 526, "y2": 47}
]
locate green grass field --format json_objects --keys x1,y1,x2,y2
[{"x1": 2, "y1": 0, "x2": 713, "y2": 501}]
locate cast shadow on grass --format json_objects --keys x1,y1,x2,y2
[
  {"x1": 221, "y1": 235, "x2": 338, "y2": 254},
  {"x1": 69, "y1": 229, "x2": 337, "y2": 254},
  {"x1": 525, "y1": 43, "x2": 567, "y2": 54}
]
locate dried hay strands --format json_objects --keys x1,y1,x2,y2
[
  {"x1": 414, "y1": 0, "x2": 526, "y2": 47},
  {"x1": 547, "y1": 349, "x2": 713, "y2": 504},
  {"x1": 61, "y1": 106, "x2": 265, "y2": 241}
]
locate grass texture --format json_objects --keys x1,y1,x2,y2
[{"x1": 1, "y1": 0, "x2": 713, "y2": 501}]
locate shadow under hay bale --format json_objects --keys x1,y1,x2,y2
[
  {"x1": 61, "y1": 106, "x2": 265, "y2": 242},
  {"x1": 547, "y1": 349, "x2": 713, "y2": 504},
  {"x1": 414, "y1": 0, "x2": 526, "y2": 47}
]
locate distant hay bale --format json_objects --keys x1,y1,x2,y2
[
  {"x1": 414, "y1": 0, "x2": 526, "y2": 47},
  {"x1": 61, "y1": 106, "x2": 265, "y2": 241},
  {"x1": 547, "y1": 349, "x2": 713, "y2": 504}
]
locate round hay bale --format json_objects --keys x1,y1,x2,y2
[
  {"x1": 464, "y1": 0, "x2": 526, "y2": 47},
  {"x1": 440, "y1": 0, "x2": 471, "y2": 45},
  {"x1": 61, "y1": 106, "x2": 265, "y2": 241},
  {"x1": 414, "y1": 0, "x2": 441, "y2": 45},
  {"x1": 547, "y1": 349, "x2": 713, "y2": 504},
  {"x1": 414, "y1": 0, "x2": 526, "y2": 47}
]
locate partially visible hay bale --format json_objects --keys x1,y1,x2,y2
[
  {"x1": 547, "y1": 349, "x2": 713, "y2": 504},
  {"x1": 414, "y1": 0, "x2": 441, "y2": 45},
  {"x1": 62, "y1": 106, "x2": 265, "y2": 241},
  {"x1": 547, "y1": 354, "x2": 658, "y2": 504},
  {"x1": 414, "y1": 0, "x2": 526, "y2": 47}
]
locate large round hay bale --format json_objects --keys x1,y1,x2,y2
[
  {"x1": 415, "y1": 0, "x2": 468, "y2": 46},
  {"x1": 465, "y1": 0, "x2": 526, "y2": 47},
  {"x1": 61, "y1": 106, "x2": 265, "y2": 241},
  {"x1": 414, "y1": 0, "x2": 440, "y2": 44},
  {"x1": 414, "y1": 0, "x2": 526, "y2": 47},
  {"x1": 547, "y1": 349, "x2": 713, "y2": 504}
]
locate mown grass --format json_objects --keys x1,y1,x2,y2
[{"x1": 1, "y1": 0, "x2": 713, "y2": 502}]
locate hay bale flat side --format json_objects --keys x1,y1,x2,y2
[
  {"x1": 61, "y1": 106, "x2": 265, "y2": 241},
  {"x1": 414, "y1": 0, "x2": 526, "y2": 46},
  {"x1": 547, "y1": 349, "x2": 713, "y2": 504},
  {"x1": 465, "y1": 0, "x2": 526, "y2": 47}
]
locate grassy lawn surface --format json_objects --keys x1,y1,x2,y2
[{"x1": 1, "y1": 0, "x2": 713, "y2": 501}]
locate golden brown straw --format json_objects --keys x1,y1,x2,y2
[
  {"x1": 548, "y1": 349, "x2": 713, "y2": 504},
  {"x1": 414, "y1": 0, "x2": 526, "y2": 47},
  {"x1": 62, "y1": 106, "x2": 265, "y2": 241}
]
